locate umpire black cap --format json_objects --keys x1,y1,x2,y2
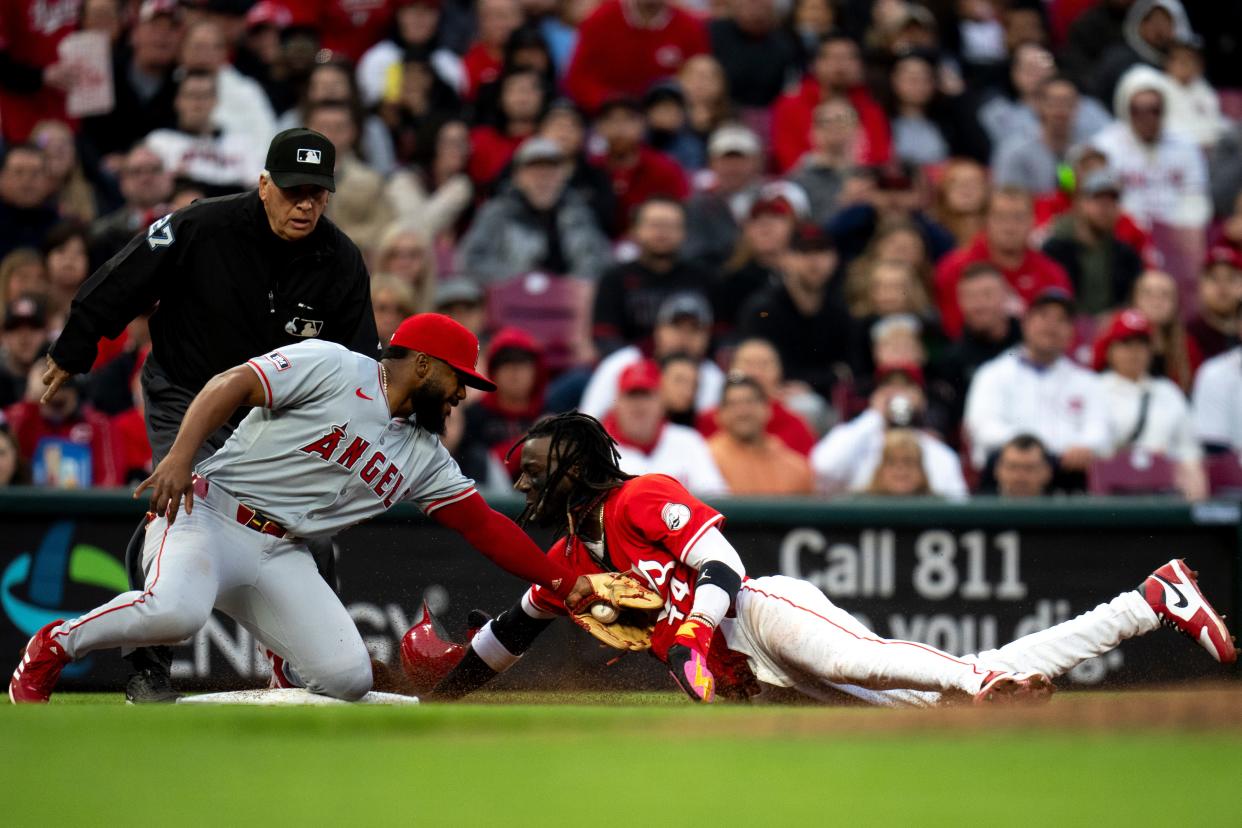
[{"x1": 265, "y1": 128, "x2": 336, "y2": 192}]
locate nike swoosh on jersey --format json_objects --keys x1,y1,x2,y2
[{"x1": 355, "y1": 388, "x2": 373, "y2": 400}]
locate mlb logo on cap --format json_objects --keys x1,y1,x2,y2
[
  {"x1": 297, "y1": 149, "x2": 322, "y2": 164},
  {"x1": 265, "y1": 128, "x2": 336, "y2": 192}
]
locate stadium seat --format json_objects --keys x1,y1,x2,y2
[
  {"x1": 1205, "y1": 451, "x2": 1242, "y2": 498},
  {"x1": 1088, "y1": 449, "x2": 1177, "y2": 496},
  {"x1": 485, "y1": 272, "x2": 594, "y2": 375}
]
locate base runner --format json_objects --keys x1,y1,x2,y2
[
  {"x1": 417, "y1": 413, "x2": 1237, "y2": 704},
  {"x1": 10, "y1": 316, "x2": 610, "y2": 703}
]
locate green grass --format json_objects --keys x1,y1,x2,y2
[{"x1": 3, "y1": 693, "x2": 1240, "y2": 826}]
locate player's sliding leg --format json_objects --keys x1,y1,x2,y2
[
  {"x1": 733, "y1": 576, "x2": 1048, "y2": 703},
  {"x1": 218, "y1": 540, "x2": 372, "y2": 702}
]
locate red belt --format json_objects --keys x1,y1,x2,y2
[{"x1": 192, "y1": 475, "x2": 289, "y2": 538}]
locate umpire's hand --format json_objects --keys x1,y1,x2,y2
[
  {"x1": 135, "y1": 453, "x2": 196, "y2": 525},
  {"x1": 40, "y1": 356, "x2": 74, "y2": 404}
]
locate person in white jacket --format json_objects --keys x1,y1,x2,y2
[
  {"x1": 964, "y1": 287, "x2": 1110, "y2": 477},
  {"x1": 1090, "y1": 64, "x2": 1209, "y2": 231},
  {"x1": 811, "y1": 363, "x2": 967, "y2": 497},
  {"x1": 1093, "y1": 308, "x2": 1206, "y2": 499},
  {"x1": 1191, "y1": 310, "x2": 1242, "y2": 454},
  {"x1": 180, "y1": 19, "x2": 278, "y2": 153}
]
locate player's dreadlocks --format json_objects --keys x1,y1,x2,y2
[{"x1": 507, "y1": 411, "x2": 632, "y2": 532}]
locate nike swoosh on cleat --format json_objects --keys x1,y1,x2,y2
[
  {"x1": 1154, "y1": 574, "x2": 1189, "y2": 609},
  {"x1": 355, "y1": 388, "x2": 373, "y2": 400}
]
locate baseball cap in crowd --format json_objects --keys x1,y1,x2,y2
[
  {"x1": 876, "y1": 361, "x2": 925, "y2": 389},
  {"x1": 643, "y1": 82, "x2": 686, "y2": 110},
  {"x1": 265, "y1": 128, "x2": 336, "y2": 192},
  {"x1": 1092, "y1": 309, "x2": 1152, "y2": 370},
  {"x1": 4, "y1": 295, "x2": 46, "y2": 331},
  {"x1": 1079, "y1": 168, "x2": 1121, "y2": 197},
  {"x1": 138, "y1": 0, "x2": 180, "y2": 22},
  {"x1": 618, "y1": 360, "x2": 662, "y2": 395},
  {"x1": 1204, "y1": 244, "x2": 1242, "y2": 271},
  {"x1": 433, "y1": 278, "x2": 484, "y2": 310},
  {"x1": 246, "y1": 1, "x2": 293, "y2": 29},
  {"x1": 596, "y1": 96, "x2": 644, "y2": 119},
  {"x1": 656, "y1": 292, "x2": 713, "y2": 328},
  {"x1": 708, "y1": 124, "x2": 761, "y2": 158},
  {"x1": 389, "y1": 313, "x2": 496, "y2": 391},
  {"x1": 789, "y1": 223, "x2": 835, "y2": 253},
  {"x1": 1026, "y1": 286, "x2": 1075, "y2": 314},
  {"x1": 513, "y1": 137, "x2": 565, "y2": 167}
]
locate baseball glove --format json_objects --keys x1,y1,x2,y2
[{"x1": 568, "y1": 572, "x2": 664, "y2": 651}]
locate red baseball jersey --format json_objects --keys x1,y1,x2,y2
[{"x1": 525, "y1": 474, "x2": 723, "y2": 660}]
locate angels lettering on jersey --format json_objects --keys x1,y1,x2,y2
[{"x1": 300, "y1": 424, "x2": 407, "y2": 507}]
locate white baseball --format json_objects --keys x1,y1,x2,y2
[{"x1": 591, "y1": 604, "x2": 619, "y2": 623}]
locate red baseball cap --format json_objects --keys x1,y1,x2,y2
[
  {"x1": 1204, "y1": 244, "x2": 1242, "y2": 271},
  {"x1": 876, "y1": 361, "x2": 925, "y2": 388},
  {"x1": 246, "y1": 1, "x2": 293, "y2": 29},
  {"x1": 617, "y1": 360, "x2": 661, "y2": 395},
  {"x1": 1092, "y1": 309, "x2": 1152, "y2": 371},
  {"x1": 389, "y1": 313, "x2": 496, "y2": 391}
]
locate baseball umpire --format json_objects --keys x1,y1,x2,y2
[{"x1": 41, "y1": 127, "x2": 381, "y2": 702}]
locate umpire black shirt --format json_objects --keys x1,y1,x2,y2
[{"x1": 52, "y1": 189, "x2": 381, "y2": 391}]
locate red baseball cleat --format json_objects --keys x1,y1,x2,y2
[
  {"x1": 9, "y1": 620, "x2": 71, "y2": 704},
  {"x1": 973, "y1": 670, "x2": 1054, "y2": 705},
  {"x1": 266, "y1": 650, "x2": 297, "y2": 689},
  {"x1": 1143, "y1": 559, "x2": 1238, "y2": 664}
]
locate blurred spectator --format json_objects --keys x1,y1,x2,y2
[
  {"x1": 964, "y1": 288, "x2": 1109, "y2": 481},
  {"x1": 698, "y1": 337, "x2": 817, "y2": 456},
  {"x1": 1090, "y1": 66, "x2": 1209, "y2": 231},
  {"x1": 929, "y1": 158, "x2": 988, "y2": 247},
  {"x1": 1094, "y1": 0, "x2": 1190, "y2": 105},
  {"x1": 771, "y1": 32, "x2": 891, "y2": 173},
  {"x1": 861, "y1": 429, "x2": 932, "y2": 496},
  {"x1": 433, "y1": 278, "x2": 487, "y2": 337},
  {"x1": 534, "y1": 100, "x2": 615, "y2": 233},
  {"x1": 788, "y1": 0, "x2": 837, "y2": 64},
  {"x1": 884, "y1": 50, "x2": 988, "y2": 167},
  {"x1": 1130, "y1": 269, "x2": 1199, "y2": 392},
  {"x1": 280, "y1": 60, "x2": 398, "y2": 177},
  {"x1": 592, "y1": 197, "x2": 713, "y2": 356},
  {"x1": 469, "y1": 67, "x2": 546, "y2": 186},
  {"x1": 824, "y1": 162, "x2": 955, "y2": 267},
  {"x1": 934, "y1": 186, "x2": 1072, "y2": 339},
  {"x1": 370, "y1": 274, "x2": 420, "y2": 342},
  {"x1": 308, "y1": 101, "x2": 396, "y2": 253},
  {"x1": 1093, "y1": 308, "x2": 1205, "y2": 500},
  {"x1": 179, "y1": 19, "x2": 278, "y2": 151},
  {"x1": 1040, "y1": 169, "x2": 1143, "y2": 315},
  {"x1": 1191, "y1": 305, "x2": 1242, "y2": 454},
  {"x1": 81, "y1": 0, "x2": 182, "y2": 160},
  {"x1": 591, "y1": 97, "x2": 689, "y2": 236},
  {"x1": 707, "y1": 374, "x2": 814, "y2": 495},
  {"x1": 233, "y1": 2, "x2": 298, "y2": 115},
  {"x1": 642, "y1": 83, "x2": 704, "y2": 172},
  {"x1": 0, "y1": 145, "x2": 58, "y2": 260},
  {"x1": 463, "y1": 0, "x2": 523, "y2": 98},
  {"x1": 540, "y1": 0, "x2": 600, "y2": 77},
  {"x1": 658, "y1": 352, "x2": 699, "y2": 427},
  {"x1": 1161, "y1": 37, "x2": 1226, "y2": 151},
  {"x1": 0, "y1": 296, "x2": 49, "y2": 408},
  {"x1": 357, "y1": 0, "x2": 466, "y2": 105},
  {"x1": 708, "y1": 0, "x2": 801, "y2": 110},
  {"x1": 374, "y1": 224, "x2": 438, "y2": 309},
  {"x1": 0, "y1": 249, "x2": 49, "y2": 307},
  {"x1": 145, "y1": 70, "x2": 263, "y2": 193},
  {"x1": 1061, "y1": 0, "x2": 1131, "y2": 90},
  {"x1": 581, "y1": 292, "x2": 723, "y2": 419},
  {"x1": 380, "y1": 52, "x2": 460, "y2": 166},
  {"x1": 5, "y1": 366, "x2": 124, "y2": 487},
  {"x1": 603, "y1": 359, "x2": 728, "y2": 494},
  {"x1": 1187, "y1": 247, "x2": 1242, "y2": 361},
  {"x1": 935, "y1": 262, "x2": 1021, "y2": 418},
  {"x1": 812, "y1": 363, "x2": 966, "y2": 497},
  {"x1": 30, "y1": 120, "x2": 102, "y2": 224},
  {"x1": 459, "y1": 328, "x2": 547, "y2": 484},
  {"x1": 683, "y1": 123, "x2": 764, "y2": 271},
  {"x1": 0, "y1": 428, "x2": 23, "y2": 486},
  {"x1": 991, "y1": 75, "x2": 1084, "y2": 195},
  {"x1": 788, "y1": 98, "x2": 859, "y2": 225},
  {"x1": 714, "y1": 187, "x2": 801, "y2": 333},
  {"x1": 472, "y1": 25, "x2": 561, "y2": 125},
  {"x1": 456, "y1": 137, "x2": 612, "y2": 283},
  {"x1": 290, "y1": 0, "x2": 397, "y2": 65},
  {"x1": 0, "y1": 0, "x2": 80, "y2": 143},
  {"x1": 563, "y1": 0, "x2": 709, "y2": 113},
  {"x1": 387, "y1": 118, "x2": 474, "y2": 241},
  {"x1": 42, "y1": 222, "x2": 91, "y2": 331},
  {"x1": 846, "y1": 257, "x2": 933, "y2": 339},
  {"x1": 976, "y1": 43, "x2": 1111, "y2": 152},
  {"x1": 89, "y1": 145, "x2": 174, "y2": 263},
  {"x1": 738, "y1": 224, "x2": 851, "y2": 399},
  {"x1": 678, "y1": 54, "x2": 732, "y2": 141},
  {"x1": 994, "y1": 434, "x2": 1054, "y2": 497}
]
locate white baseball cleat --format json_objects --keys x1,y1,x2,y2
[
  {"x1": 973, "y1": 670, "x2": 1054, "y2": 705},
  {"x1": 1142, "y1": 559, "x2": 1238, "y2": 664}
]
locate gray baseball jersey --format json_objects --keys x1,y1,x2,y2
[{"x1": 196, "y1": 340, "x2": 474, "y2": 537}]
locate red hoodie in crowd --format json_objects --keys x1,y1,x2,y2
[
  {"x1": 462, "y1": 328, "x2": 549, "y2": 481},
  {"x1": 770, "y1": 77, "x2": 891, "y2": 173}
]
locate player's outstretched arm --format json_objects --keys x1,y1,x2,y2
[
  {"x1": 134, "y1": 365, "x2": 266, "y2": 523},
  {"x1": 430, "y1": 597, "x2": 556, "y2": 700}
]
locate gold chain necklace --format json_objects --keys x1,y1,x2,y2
[{"x1": 380, "y1": 363, "x2": 389, "y2": 393}]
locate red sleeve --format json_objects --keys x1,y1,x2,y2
[
  {"x1": 771, "y1": 92, "x2": 810, "y2": 173},
  {"x1": 617, "y1": 475, "x2": 724, "y2": 562},
  {"x1": 432, "y1": 491, "x2": 577, "y2": 600},
  {"x1": 562, "y1": 11, "x2": 613, "y2": 112},
  {"x1": 851, "y1": 92, "x2": 892, "y2": 166},
  {"x1": 934, "y1": 254, "x2": 966, "y2": 340}
]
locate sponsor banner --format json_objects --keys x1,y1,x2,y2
[{"x1": 1, "y1": 497, "x2": 1237, "y2": 692}]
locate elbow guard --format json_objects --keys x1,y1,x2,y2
[{"x1": 697, "y1": 560, "x2": 742, "y2": 611}]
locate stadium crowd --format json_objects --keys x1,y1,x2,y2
[{"x1": 1, "y1": 0, "x2": 1241, "y2": 500}]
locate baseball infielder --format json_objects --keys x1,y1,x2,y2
[
  {"x1": 421, "y1": 413, "x2": 1237, "y2": 704},
  {"x1": 10, "y1": 315, "x2": 606, "y2": 703}
]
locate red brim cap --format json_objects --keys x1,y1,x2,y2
[
  {"x1": 618, "y1": 359, "x2": 661, "y2": 394},
  {"x1": 389, "y1": 313, "x2": 497, "y2": 391}
]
